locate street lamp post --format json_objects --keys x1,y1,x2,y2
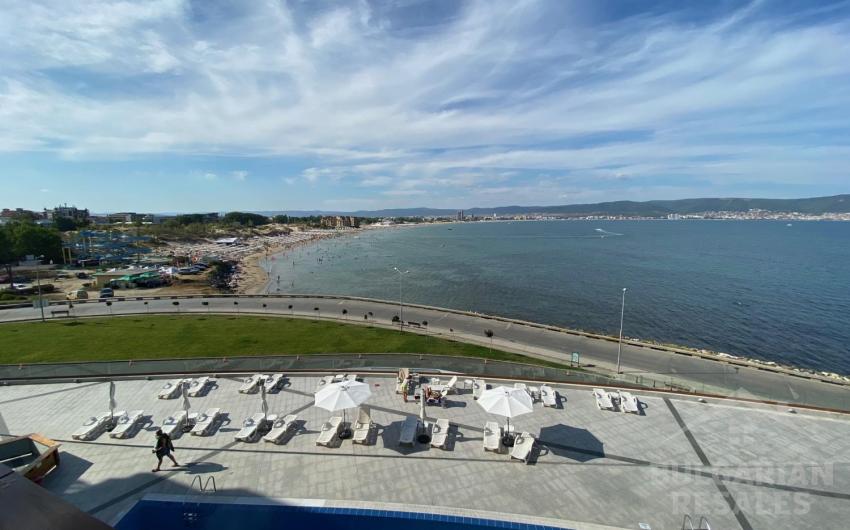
[
  {"x1": 392, "y1": 267, "x2": 409, "y2": 329},
  {"x1": 35, "y1": 255, "x2": 46, "y2": 323},
  {"x1": 616, "y1": 287, "x2": 627, "y2": 375}
]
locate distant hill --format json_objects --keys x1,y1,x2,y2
[
  {"x1": 256, "y1": 194, "x2": 850, "y2": 218},
  {"x1": 465, "y1": 195, "x2": 850, "y2": 217}
]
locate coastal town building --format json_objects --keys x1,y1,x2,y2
[
  {"x1": 44, "y1": 204, "x2": 90, "y2": 223},
  {"x1": 88, "y1": 212, "x2": 219, "y2": 225},
  {"x1": 105, "y1": 212, "x2": 143, "y2": 224},
  {"x1": 320, "y1": 215, "x2": 360, "y2": 229},
  {"x1": 1, "y1": 207, "x2": 43, "y2": 220}
]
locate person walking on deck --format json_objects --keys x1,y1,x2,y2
[{"x1": 152, "y1": 429, "x2": 179, "y2": 472}]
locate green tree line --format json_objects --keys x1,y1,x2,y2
[
  {"x1": 0, "y1": 222, "x2": 63, "y2": 287},
  {"x1": 222, "y1": 212, "x2": 270, "y2": 226}
]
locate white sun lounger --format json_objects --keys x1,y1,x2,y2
[
  {"x1": 593, "y1": 388, "x2": 614, "y2": 410},
  {"x1": 443, "y1": 376, "x2": 458, "y2": 394},
  {"x1": 263, "y1": 373, "x2": 285, "y2": 392},
  {"x1": 315, "y1": 375, "x2": 335, "y2": 391},
  {"x1": 239, "y1": 374, "x2": 265, "y2": 394},
  {"x1": 398, "y1": 415, "x2": 419, "y2": 446},
  {"x1": 160, "y1": 411, "x2": 189, "y2": 437},
  {"x1": 510, "y1": 432, "x2": 535, "y2": 463},
  {"x1": 72, "y1": 411, "x2": 124, "y2": 440},
  {"x1": 316, "y1": 416, "x2": 343, "y2": 446},
  {"x1": 430, "y1": 418, "x2": 450, "y2": 449},
  {"x1": 235, "y1": 412, "x2": 276, "y2": 442},
  {"x1": 483, "y1": 421, "x2": 501, "y2": 452},
  {"x1": 109, "y1": 410, "x2": 144, "y2": 439},
  {"x1": 473, "y1": 379, "x2": 486, "y2": 400},
  {"x1": 620, "y1": 391, "x2": 640, "y2": 414},
  {"x1": 343, "y1": 373, "x2": 360, "y2": 382},
  {"x1": 191, "y1": 408, "x2": 222, "y2": 436},
  {"x1": 352, "y1": 406, "x2": 374, "y2": 444},
  {"x1": 540, "y1": 385, "x2": 558, "y2": 407},
  {"x1": 187, "y1": 377, "x2": 211, "y2": 397},
  {"x1": 514, "y1": 382, "x2": 529, "y2": 395},
  {"x1": 263, "y1": 414, "x2": 298, "y2": 444},
  {"x1": 158, "y1": 379, "x2": 185, "y2": 399}
]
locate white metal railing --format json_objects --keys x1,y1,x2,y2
[{"x1": 183, "y1": 475, "x2": 217, "y2": 524}]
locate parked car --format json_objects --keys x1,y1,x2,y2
[
  {"x1": 177, "y1": 267, "x2": 198, "y2": 275},
  {"x1": 99, "y1": 288, "x2": 114, "y2": 298},
  {"x1": 76, "y1": 272, "x2": 89, "y2": 279},
  {"x1": 67, "y1": 289, "x2": 89, "y2": 300}
]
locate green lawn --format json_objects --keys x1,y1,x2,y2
[
  {"x1": 0, "y1": 315, "x2": 566, "y2": 368},
  {"x1": 0, "y1": 297, "x2": 32, "y2": 305}
]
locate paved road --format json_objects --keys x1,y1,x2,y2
[{"x1": 1, "y1": 295, "x2": 848, "y2": 411}]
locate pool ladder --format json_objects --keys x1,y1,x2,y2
[
  {"x1": 682, "y1": 514, "x2": 711, "y2": 530},
  {"x1": 183, "y1": 475, "x2": 217, "y2": 526}
]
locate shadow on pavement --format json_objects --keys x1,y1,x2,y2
[{"x1": 538, "y1": 424, "x2": 604, "y2": 462}]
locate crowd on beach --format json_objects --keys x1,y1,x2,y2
[{"x1": 162, "y1": 229, "x2": 357, "y2": 293}]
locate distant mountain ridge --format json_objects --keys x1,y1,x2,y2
[{"x1": 256, "y1": 194, "x2": 850, "y2": 218}]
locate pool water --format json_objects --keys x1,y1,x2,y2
[{"x1": 115, "y1": 498, "x2": 569, "y2": 529}]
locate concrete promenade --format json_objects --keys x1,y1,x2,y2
[
  {"x1": 1, "y1": 294, "x2": 848, "y2": 411},
  {"x1": 0, "y1": 374, "x2": 848, "y2": 529}
]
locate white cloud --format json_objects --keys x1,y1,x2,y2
[
  {"x1": 381, "y1": 189, "x2": 427, "y2": 197},
  {"x1": 301, "y1": 168, "x2": 324, "y2": 183},
  {"x1": 309, "y1": 8, "x2": 358, "y2": 49},
  {"x1": 1, "y1": 1, "x2": 849, "y2": 206},
  {"x1": 231, "y1": 170, "x2": 248, "y2": 181},
  {"x1": 358, "y1": 176, "x2": 392, "y2": 187}
]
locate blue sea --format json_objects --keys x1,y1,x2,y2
[{"x1": 266, "y1": 220, "x2": 850, "y2": 373}]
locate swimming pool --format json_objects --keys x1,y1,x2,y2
[{"x1": 115, "y1": 497, "x2": 571, "y2": 530}]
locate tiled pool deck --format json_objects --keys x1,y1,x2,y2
[{"x1": 1, "y1": 374, "x2": 848, "y2": 529}]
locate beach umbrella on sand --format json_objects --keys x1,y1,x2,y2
[
  {"x1": 477, "y1": 386, "x2": 533, "y2": 435},
  {"x1": 314, "y1": 379, "x2": 371, "y2": 438},
  {"x1": 108, "y1": 381, "x2": 117, "y2": 422},
  {"x1": 260, "y1": 380, "x2": 269, "y2": 422}
]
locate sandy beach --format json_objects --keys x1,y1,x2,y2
[
  {"x1": 32, "y1": 227, "x2": 364, "y2": 300},
  {"x1": 232, "y1": 229, "x2": 359, "y2": 294},
  {"x1": 155, "y1": 228, "x2": 353, "y2": 294}
]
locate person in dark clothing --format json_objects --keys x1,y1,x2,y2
[{"x1": 152, "y1": 429, "x2": 179, "y2": 472}]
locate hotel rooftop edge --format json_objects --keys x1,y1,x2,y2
[{"x1": 1, "y1": 372, "x2": 848, "y2": 529}]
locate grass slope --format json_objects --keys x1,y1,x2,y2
[{"x1": 0, "y1": 315, "x2": 563, "y2": 367}]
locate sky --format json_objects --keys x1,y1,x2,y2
[{"x1": 1, "y1": 0, "x2": 849, "y2": 213}]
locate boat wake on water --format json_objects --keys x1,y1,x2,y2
[{"x1": 594, "y1": 228, "x2": 624, "y2": 237}]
